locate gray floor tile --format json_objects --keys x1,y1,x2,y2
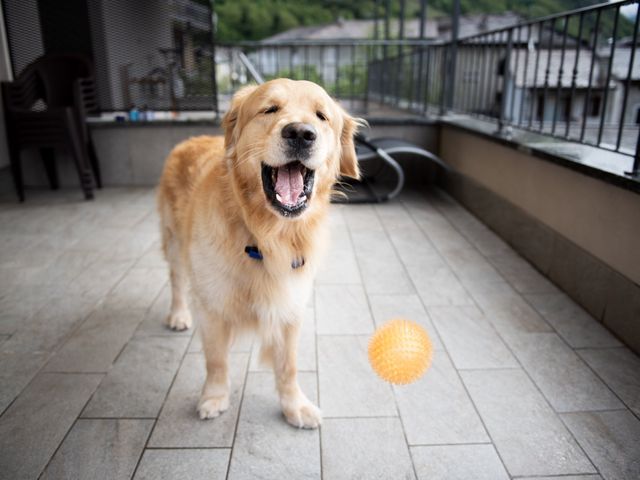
[
  {"x1": 148, "y1": 353, "x2": 249, "y2": 448},
  {"x1": 518, "y1": 476, "x2": 602, "y2": 480},
  {"x1": 504, "y1": 332, "x2": 623, "y2": 412},
  {"x1": 368, "y1": 294, "x2": 443, "y2": 350},
  {"x1": 322, "y1": 417, "x2": 415, "y2": 480},
  {"x1": 316, "y1": 228, "x2": 361, "y2": 285},
  {"x1": 0, "y1": 351, "x2": 50, "y2": 415},
  {"x1": 64, "y1": 258, "x2": 135, "y2": 304},
  {"x1": 526, "y1": 293, "x2": 622, "y2": 349},
  {"x1": 407, "y1": 263, "x2": 474, "y2": 306},
  {"x1": 429, "y1": 305, "x2": 518, "y2": 369},
  {"x1": 562, "y1": 410, "x2": 640, "y2": 480},
  {"x1": 0, "y1": 373, "x2": 102, "y2": 480},
  {"x1": 134, "y1": 285, "x2": 191, "y2": 337},
  {"x1": 104, "y1": 266, "x2": 167, "y2": 310},
  {"x1": 433, "y1": 196, "x2": 512, "y2": 258},
  {"x1": 318, "y1": 335, "x2": 396, "y2": 417},
  {"x1": 82, "y1": 335, "x2": 190, "y2": 418},
  {"x1": 415, "y1": 211, "x2": 475, "y2": 254},
  {"x1": 315, "y1": 285, "x2": 374, "y2": 335},
  {"x1": 0, "y1": 313, "x2": 25, "y2": 337},
  {"x1": 375, "y1": 203, "x2": 443, "y2": 270},
  {"x1": 41, "y1": 419, "x2": 153, "y2": 480},
  {"x1": 134, "y1": 241, "x2": 166, "y2": 268},
  {"x1": 578, "y1": 347, "x2": 640, "y2": 416},
  {"x1": 440, "y1": 247, "x2": 505, "y2": 285},
  {"x1": 411, "y1": 444, "x2": 509, "y2": 480},
  {"x1": 471, "y1": 290, "x2": 553, "y2": 334},
  {"x1": 134, "y1": 449, "x2": 230, "y2": 480},
  {"x1": 345, "y1": 206, "x2": 415, "y2": 295},
  {"x1": 488, "y1": 252, "x2": 559, "y2": 294},
  {"x1": 105, "y1": 232, "x2": 158, "y2": 264},
  {"x1": 1, "y1": 295, "x2": 97, "y2": 354},
  {"x1": 227, "y1": 372, "x2": 320, "y2": 480},
  {"x1": 45, "y1": 306, "x2": 147, "y2": 373},
  {"x1": 395, "y1": 351, "x2": 489, "y2": 445},
  {"x1": 461, "y1": 369, "x2": 596, "y2": 477}
]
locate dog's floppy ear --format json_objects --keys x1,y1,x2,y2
[
  {"x1": 339, "y1": 110, "x2": 362, "y2": 180},
  {"x1": 222, "y1": 85, "x2": 259, "y2": 149}
]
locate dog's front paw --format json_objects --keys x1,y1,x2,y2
[
  {"x1": 197, "y1": 394, "x2": 230, "y2": 419},
  {"x1": 166, "y1": 310, "x2": 192, "y2": 331},
  {"x1": 282, "y1": 396, "x2": 322, "y2": 429}
]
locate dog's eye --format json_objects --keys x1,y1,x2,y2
[
  {"x1": 264, "y1": 105, "x2": 279, "y2": 114},
  {"x1": 316, "y1": 111, "x2": 327, "y2": 121}
]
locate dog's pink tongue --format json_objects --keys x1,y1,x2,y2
[{"x1": 275, "y1": 164, "x2": 304, "y2": 205}]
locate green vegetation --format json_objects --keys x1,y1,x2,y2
[{"x1": 213, "y1": 0, "x2": 633, "y2": 42}]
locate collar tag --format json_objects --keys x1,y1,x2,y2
[
  {"x1": 245, "y1": 245, "x2": 304, "y2": 269},
  {"x1": 245, "y1": 245, "x2": 263, "y2": 261}
]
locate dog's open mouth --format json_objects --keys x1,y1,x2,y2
[{"x1": 261, "y1": 161, "x2": 315, "y2": 217}]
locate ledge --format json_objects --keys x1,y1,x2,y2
[
  {"x1": 440, "y1": 116, "x2": 640, "y2": 195},
  {"x1": 87, "y1": 110, "x2": 639, "y2": 195}
]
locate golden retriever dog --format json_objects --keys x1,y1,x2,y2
[{"x1": 157, "y1": 79, "x2": 360, "y2": 428}]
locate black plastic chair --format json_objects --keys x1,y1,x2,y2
[
  {"x1": 334, "y1": 134, "x2": 452, "y2": 203},
  {"x1": 1, "y1": 53, "x2": 102, "y2": 201}
]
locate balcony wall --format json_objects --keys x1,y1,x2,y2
[{"x1": 439, "y1": 124, "x2": 640, "y2": 354}]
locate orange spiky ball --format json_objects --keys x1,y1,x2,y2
[{"x1": 368, "y1": 319, "x2": 434, "y2": 385}]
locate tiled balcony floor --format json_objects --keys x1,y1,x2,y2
[{"x1": 0, "y1": 187, "x2": 639, "y2": 480}]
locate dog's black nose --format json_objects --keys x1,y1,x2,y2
[{"x1": 281, "y1": 122, "x2": 317, "y2": 148}]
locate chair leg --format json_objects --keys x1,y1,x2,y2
[
  {"x1": 8, "y1": 143, "x2": 24, "y2": 202},
  {"x1": 40, "y1": 148, "x2": 59, "y2": 190},
  {"x1": 68, "y1": 128, "x2": 94, "y2": 200},
  {"x1": 87, "y1": 138, "x2": 102, "y2": 189}
]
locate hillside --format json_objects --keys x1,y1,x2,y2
[{"x1": 213, "y1": 0, "x2": 631, "y2": 42}]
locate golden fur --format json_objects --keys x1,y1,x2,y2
[{"x1": 157, "y1": 79, "x2": 359, "y2": 428}]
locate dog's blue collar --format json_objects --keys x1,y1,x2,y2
[
  {"x1": 245, "y1": 245, "x2": 305, "y2": 269},
  {"x1": 244, "y1": 245, "x2": 263, "y2": 260}
]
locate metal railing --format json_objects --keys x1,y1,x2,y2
[
  {"x1": 215, "y1": 39, "x2": 449, "y2": 116},
  {"x1": 452, "y1": 0, "x2": 639, "y2": 173},
  {"x1": 215, "y1": 0, "x2": 639, "y2": 176}
]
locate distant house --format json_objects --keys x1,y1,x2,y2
[
  {"x1": 253, "y1": 17, "x2": 443, "y2": 83},
  {"x1": 455, "y1": 44, "x2": 640, "y2": 134},
  {"x1": 250, "y1": 13, "x2": 528, "y2": 85}
]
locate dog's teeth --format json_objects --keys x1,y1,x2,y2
[{"x1": 276, "y1": 193, "x2": 283, "y2": 202}]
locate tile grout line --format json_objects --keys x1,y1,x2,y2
[
  {"x1": 421, "y1": 191, "x2": 602, "y2": 477},
  {"x1": 430, "y1": 190, "x2": 640, "y2": 424},
  {"x1": 129, "y1": 328, "x2": 193, "y2": 480},
  {"x1": 393, "y1": 196, "x2": 519, "y2": 479},
  {"x1": 143, "y1": 446, "x2": 233, "y2": 450},
  {"x1": 313, "y1": 277, "x2": 324, "y2": 480},
  {"x1": 36, "y1": 372, "x2": 106, "y2": 479},
  {"x1": 224, "y1": 342, "x2": 252, "y2": 480}
]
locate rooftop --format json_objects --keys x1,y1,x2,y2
[{"x1": 0, "y1": 187, "x2": 638, "y2": 479}]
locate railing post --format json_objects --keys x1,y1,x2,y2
[
  {"x1": 445, "y1": 0, "x2": 460, "y2": 112},
  {"x1": 209, "y1": 0, "x2": 219, "y2": 118},
  {"x1": 626, "y1": 130, "x2": 640, "y2": 177},
  {"x1": 497, "y1": 29, "x2": 513, "y2": 135}
]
